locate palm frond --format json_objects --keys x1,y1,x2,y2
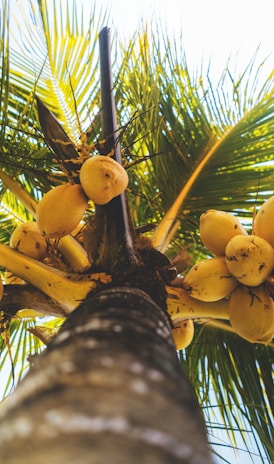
[
  {"x1": 180, "y1": 326, "x2": 274, "y2": 463},
  {"x1": 0, "y1": 318, "x2": 44, "y2": 399},
  {"x1": 0, "y1": 0, "x2": 11, "y2": 143},
  {"x1": 114, "y1": 30, "x2": 274, "y2": 254},
  {"x1": 151, "y1": 49, "x2": 274, "y2": 250},
  {"x1": 9, "y1": 0, "x2": 107, "y2": 139}
]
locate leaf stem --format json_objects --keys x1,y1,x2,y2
[
  {"x1": 86, "y1": 27, "x2": 138, "y2": 272},
  {"x1": 152, "y1": 127, "x2": 234, "y2": 252}
]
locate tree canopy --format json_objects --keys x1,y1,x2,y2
[{"x1": 0, "y1": 1, "x2": 273, "y2": 462}]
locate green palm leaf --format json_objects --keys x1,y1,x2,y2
[
  {"x1": 0, "y1": 318, "x2": 43, "y2": 398},
  {"x1": 181, "y1": 326, "x2": 274, "y2": 461},
  {"x1": 115, "y1": 32, "x2": 274, "y2": 253},
  {"x1": 9, "y1": 0, "x2": 107, "y2": 138}
]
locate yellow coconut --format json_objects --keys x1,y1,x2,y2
[
  {"x1": 183, "y1": 256, "x2": 238, "y2": 302},
  {"x1": 10, "y1": 221, "x2": 48, "y2": 260},
  {"x1": 79, "y1": 155, "x2": 128, "y2": 205},
  {"x1": 199, "y1": 209, "x2": 247, "y2": 256},
  {"x1": 229, "y1": 285, "x2": 274, "y2": 343},
  {"x1": 36, "y1": 183, "x2": 88, "y2": 238},
  {"x1": 172, "y1": 320, "x2": 194, "y2": 350},
  {"x1": 225, "y1": 234, "x2": 274, "y2": 286}
]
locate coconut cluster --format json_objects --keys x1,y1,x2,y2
[
  {"x1": 3, "y1": 155, "x2": 128, "y2": 286},
  {"x1": 36, "y1": 155, "x2": 128, "y2": 239},
  {"x1": 183, "y1": 203, "x2": 274, "y2": 344}
]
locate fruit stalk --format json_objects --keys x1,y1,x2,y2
[
  {"x1": 0, "y1": 242, "x2": 230, "y2": 320},
  {"x1": 166, "y1": 286, "x2": 230, "y2": 321},
  {"x1": 0, "y1": 243, "x2": 110, "y2": 312}
]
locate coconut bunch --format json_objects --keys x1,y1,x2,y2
[
  {"x1": 183, "y1": 200, "x2": 274, "y2": 344},
  {"x1": 6, "y1": 155, "x2": 128, "y2": 268},
  {"x1": 36, "y1": 155, "x2": 128, "y2": 239},
  {"x1": 0, "y1": 154, "x2": 128, "y2": 306}
]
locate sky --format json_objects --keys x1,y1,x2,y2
[{"x1": 100, "y1": 0, "x2": 274, "y2": 82}]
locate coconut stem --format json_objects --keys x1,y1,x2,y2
[
  {"x1": 86, "y1": 27, "x2": 138, "y2": 273},
  {"x1": 166, "y1": 286, "x2": 229, "y2": 321},
  {"x1": 99, "y1": 27, "x2": 121, "y2": 160},
  {"x1": 0, "y1": 242, "x2": 109, "y2": 312}
]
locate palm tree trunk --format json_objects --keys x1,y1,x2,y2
[{"x1": 0, "y1": 287, "x2": 213, "y2": 464}]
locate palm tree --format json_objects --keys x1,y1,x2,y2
[{"x1": 0, "y1": 1, "x2": 273, "y2": 463}]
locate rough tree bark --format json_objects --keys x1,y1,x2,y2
[{"x1": 0, "y1": 287, "x2": 213, "y2": 464}]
